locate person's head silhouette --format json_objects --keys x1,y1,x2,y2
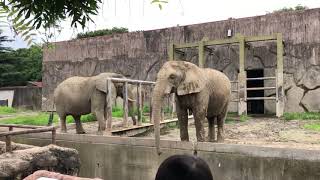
[{"x1": 155, "y1": 154, "x2": 213, "y2": 180}]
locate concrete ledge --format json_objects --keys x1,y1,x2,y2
[
  {"x1": 17, "y1": 132, "x2": 320, "y2": 161},
  {"x1": 11, "y1": 132, "x2": 320, "y2": 180}
]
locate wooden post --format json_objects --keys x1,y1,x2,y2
[
  {"x1": 51, "y1": 128, "x2": 56, "y2": 144},
  {"x1": 123, "y1": 82, "x2": 129, "y2": 127},
  {"x1": 198, "y1": 40, "x2": 205, "y2": 67},
  {"x1": 5, "y1": 127, "x2": 13, "y2": 153},
  {"x1": 171, "y1": 93, "x2": 175, "y2": 120},
  {"x1": 169, "y1": 43, "x2": 175, "y2": 61},
  {"x1": 150, "y1": 85, "x2": 154, "y2": 124},
  {"x1": 106, "y1": 79, "x2": 113, "y2": 132},
  {"x1": 238, "y1": 35, "x2": 247, "y2": 115},
  {"x1": 276, "y1": 33, "x2": 284, "y2": 117},
  {"x1": 137, "y1": 83, "x2": 143, "y2": 126}
]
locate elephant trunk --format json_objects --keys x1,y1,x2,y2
[{"x1": 151, "y1": 81, "x2": 167, "y2": 155}]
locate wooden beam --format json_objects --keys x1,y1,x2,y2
[
  {"x1": 245, "y1": 34, "x2": 277, "y2": 42},
  {"x1": 108, "y1": 78, "x2": 155, "y2": 85},
  {"x1": 174, "y1": 42, "x2": 198, "y2": 49},
  {"x1": 204, "y1": 38, "x2": 239, "y2": 46},
  {"x1": 0, "y1": 127, "x2": 55, "y2": 136}
]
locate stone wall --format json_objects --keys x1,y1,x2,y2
[
  {"x1": 13, "y1": 133, "x2": 320, "y2": 180},
  {"x1": 43, "y1": 8, "x2": 320, "y2": 113}
]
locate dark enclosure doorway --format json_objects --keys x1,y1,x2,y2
[{"x1": 247, "y1": 69, "x2": 264, "y2": 114}]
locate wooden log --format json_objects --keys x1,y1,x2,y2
[
  {"x1": 0, "y1": 124, "x2": 44, "y2": 129},
  {"x1": 0, "y1": 127, "x2": 55, "y2": 137}
]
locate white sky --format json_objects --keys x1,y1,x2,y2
[{"x1": 3, "y1": 0, "x2": 320, "y2": 49}]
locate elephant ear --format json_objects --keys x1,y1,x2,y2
[
  {"x1": 177, "y1": 62, "x2": 206, "y2": 96},
  {"x1": 95, "y1": 78, "x2": 108, "y2": 93}
]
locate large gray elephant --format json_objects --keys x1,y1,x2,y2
[
  {"x1": 54, "y1": 73, "x2": 138, "y2": 134},
  {"x1": 151, "y1": 61, "x2": 231, "y2": 154}
]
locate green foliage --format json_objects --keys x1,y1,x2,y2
[
  {"x1": 304, "y1": 123, "x2": 320, "y2": 131},
  {"x1": 76, "y1": 27, "x2": 128, "y2": 39},
  {"x1": 0, "y1": 0, "x2": 102, "y2": 45},
  {"x1": 143, "y1": 105, "x2": 150, "y2": 113},
  {"x1": 239, "y1": 115, "x2": 249, "y2": 122},
  {"x1": 283, "y1": 112, "x2": 320, "y2": 121},
  {"x1": 112, "y1": 106, "x2": 124, "y2": 118},
  {"x1": 165, "y1": 122, "x2": 178, "y2": 129},
  {"x1": 0, "y1": 112, "x2": 96, "y2": 126},
  {"x1": 0, "y1": 45, "x2": 42, "y2": 86},
  {"x1": 164, "y1": 106, "x2": 173, "y2": 114},
  {"x1": 1, "y1": 0, "x2": 101, "y2": 29},
  {"x1": 0, "y1": 106, "x2": 17, "y2": 114},
  {"x1": 272, "y1": 4, "x2": 308, "y2": 13}
]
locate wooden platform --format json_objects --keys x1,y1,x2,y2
[{"x1": 111, "y1": 116, "x2": 193, "y2": 137}]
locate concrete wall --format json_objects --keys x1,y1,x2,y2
[
  {"x1": 0, "y1": 86, "x2": 42, "y2": 110},
  {"x1": 13, "y1": 133, "x2": 320, "y2": 180},
  {"x1": 42, "y1": 8, "x2": 320, "y2": 113}
]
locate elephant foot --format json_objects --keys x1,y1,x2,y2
[
  {"x1": 217, "y1": 137, "x2": 224, "y2": 143},
  {"x1": 96, "y1": 131, "x2": 104, "y2": 136},
  {"x1": 76, "y1": 130, "x2": 86, "y2": 134},
  {"x1": 60, "y1": 129, "x2": 67, "y2": 133}
]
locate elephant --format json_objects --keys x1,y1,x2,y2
[
  {"x1": 54, "y1": 72, "x2": 139, "y2": 134},
  {"x1": 155, "y1": 154, "x2": 213, "y2": 180},
  {"x1": 151, "y1": 61, "x2": 231, "y2": 154}
]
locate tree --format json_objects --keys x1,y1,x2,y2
[
  {"x1": 76, "y1": 27, "x2": 128, "y2": 39},
  {"x1": 0, "y1": 0, "x2": 167, "y2": 44},
  {"x1": 0, "y1": 29, "x2": 12, "y2": 53},
  {"x1": 272, "y1": 4, "x2": 308, "y2": 13},
  {"x1": 0, "y1": 45, "x2": 42, "y2": 87}
]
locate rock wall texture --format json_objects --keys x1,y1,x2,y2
[{"x1": 43, "y1": 8, "x2": 320, "y2": 113}]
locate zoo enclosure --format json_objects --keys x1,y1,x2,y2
[
  {"x1": 168, "y1": 34, "x2": 284, "y2": 117},
  {"x1": 0, "y1": 124, "x2": 56, "y2": 152}
]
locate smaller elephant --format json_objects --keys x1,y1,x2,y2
[{"x1": 54, "y1": 73, "x2": 139, "y2": 134}]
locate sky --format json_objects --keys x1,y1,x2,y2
[{"x1": 2, "y1": 0, "x2": 320, "y2": 49}]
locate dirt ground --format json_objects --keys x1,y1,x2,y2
[{"x1": 159, "y1": 117, "x2": 320, "y2": 150}]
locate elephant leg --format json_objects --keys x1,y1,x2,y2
[
  {"x1": 193, "y1": 109, "x2": 206, "y2": 142},
  {"x1": 58, "y1": 113, "x2": 67, "y2": 133},
  {"x1": 176, "y1": 105, "x2": 189, "y2": 141},
  {"x1": 94, "y1": 110, "x2": 106, "y2": 135},
  {"x1": 208, "y1": 117, "x2": 216, "y2": 142},
  {"x1": 217, "y1": 107, "x2": 228, "y2": 142},
  {"x1": 72, "y1": 115, "x2": 86, "y2": 134},
  {"x1": 91, "y1": 90, "x2": 107, "y2": 135},
  {"x1": 128, "y1": 101, "x2": 137, "y2": 125}
]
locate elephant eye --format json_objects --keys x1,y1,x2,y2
[{"x1": 169, "y1": 74, "x2": 176, "y2": 79}]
